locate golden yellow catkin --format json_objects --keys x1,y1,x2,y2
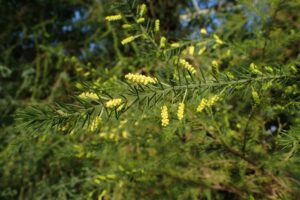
[
  {"x1": 106, "y1": 98, "x2": 122, "y2": 108},
  {"x1": 89, "y1": 116, "x2": 101, "y2": 132},
  {"x1": 200, "y1": 28, "x2": 207, "y2": 35},
  {"x1": 249, "y1": 63, "x2": 262, "y2": 75},
  {"x1": 188, "y1": 46, "x2": 195, "y2": 55},
  {"x1": 105, "y1": 14, "x2": 122, "y2": 21},
  {"x1": 171, "y1": 42, "x2": 180, "y2": 48},
  {"x1": 196, "y1": 99, "x2": 207, "y2": 112},
  {"x1": 136, "y1": 17, "x2": 145, "y2": 23},
  {"x1": 206, "y1": 95, "x2": 220, "y2": 107},
  {"x1": 139, "y1": 4, "x2": 147, "y2": 17},
  {"x1": 197, "y1": 95, "x2": 220, "y2": 112},
  {"x1": 198, "y1": 47, "x2": 206, "y2": 55},
  {"x1": 252, "y1": 90, "x2": 260, "y2": 104},
  {"x1": 178, "y1": 59, "x2": 197, "y2": 74},
  {"x1": 177, "y1": 103, "x2": 185, "y2": 121},
  {"x1": 125, "y1": 73, "x2": 157, "y2": 85},
  {"x1": 154, "y1": 19, "x2": 160, "y2": 32},
  {"x1": 121, "y1": 36, "x2": 136, "y2": 45},
  {"x1": 78, "y1": 92, "x2": 98, "y2": 100},
  {"x1": 159, "y1": 36, "x2": 167, "y2": 48},
  {"x1": 161, "y1": 105, "x2": 169, "y2": 127},
  {"x1": 122, "y1": 24, "x2": 133, "y2": 29},
  {"x1": 213, "y1": 34, "x2": 224, "y2": 44}
]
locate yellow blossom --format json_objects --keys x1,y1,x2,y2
[
  {"x1": 171, "y1": 42, "x2": 180, "y2": 48},
  {"x1": 78, "y1": 92, "x2": 98, "y2": 100},
  {"x1": 89, "y1": 116, "x2": 101, "y2": 132},
  {"x1": 121, "y1": 36, "x2": 137, "y2": 45},
  {"x1": 178, "y1": 59, "x2": 197, "y2": 74},
  {"x1": 136, "y1": 17, "x2": 145, "y2": 23},
  {"x1": 139, "y1": 4, "x2": 147, "y2": 17},
  {"x1": 177, "y1": 103, "x2": 185, "y2": 121},
  {"x1": 106, "y1": 98, "x2": 122, "y2": 108},
  {"x1": 249, "y1": 63, "x2": 262, "y2": 75},
  {"x1": 197, "y1": 95, "x2": 220, "y2": 112},
  {"x1": 154, "y1": 19, "x2": 160, "y2": 32},
  {"x1": 105, "y1": 14, "x2": 122, "y2": 21},
  {"x1": 188, "y1": 46, "x2": 195, "y2": 55},
  {"x1": 125, "y1": 73, "x2": 157, "y2": 85},
  {"x1": 213, "y1": 34, "x2": 224, "y2": 44},
  {"x1": 252, "y1": 90, "x2": 260, "y2": 104},
  {"x1": 160, "y1": 36, "x2": 167, "y2": 48},
  {"x1": 122, "y1": 130, "x2": 129, "y2": 139},
  {"x1": 197, "y1": 99, "x2": 207, "y2": 112},
  {"x1": 200, "y1": 28, "x2": 207, "y2": 35},
  {"x1": 206, "y1": 95, "x2": 220, "y2": 107},
  {"x1": 161, "y1": 105, "x2": 169, "y2": 127},
  {"x1": 198, "y1": 47, "x2": 206, "y2": 55},
  {"x1": 122, "y1": 24, "x2": 133, "y2": 29}
]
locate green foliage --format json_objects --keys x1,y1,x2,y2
[{"x1": 1, "y1": 0, "x2": 300, "y2": 199}]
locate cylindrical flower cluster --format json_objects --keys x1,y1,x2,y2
[
  {"x1": 177, "y1": 103, "x2": 185, "y2": 121},
  {"x1": 78, "y1": 92, "x2": 98, "y2": 100},
  {"x1": 197, "y1": 95, "x2": 220, "y2": 112},
  {"x1": 105, "y1": 15, "x2": 122, "y2": 21},
  {"x1": 178, "y1": 59, "x2": 196, "y2": 74},
  {"x1": 121, "y1": 36, "x2": 136, "y2": 45},
  {"x1": 161, "y1": 105, "x2": 169, "y2": 127},
  {"x1": 125, "y1": 73, "x2": 157, "y2": 85},
  {"x1": 106, "y1": 98, "x2": 122, "y2": 108}
]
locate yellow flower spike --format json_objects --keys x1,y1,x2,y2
[
  {"x1": 136, "y1": 17, "x2": 145, "y2": 23},
  {"x1": 213, "y1": 34, "x2": 224, "y2": 44},
  {"x1": 116, "y1": 104, "x2": 124, "y2": 111},
  {"x1": 154, "y1": 19, "x2": 160, "y2": 32},
  {"x1": 122, "y1": 24, "x2": 133, "y2": 29},
  {"x1": 177, "y1": 103, "x2": 185, "y2": 121},
  {"x1": 187, "y1": 46, "x2": 195, "y2": 55},
  {"x1": 171, "y1": 42, "x2": 180, "y2": 48},
  {"x1": 125, "y1": 73, "x2": 157, "y2": 85},
  {"x1": 159, "y1": 36, "x2": 167, "y2": 48},
  {"x1": 105, "y1": 14, "x2": 122, "y2": 21},
  {"x1": 212, "y1": 60, "x2": 219, "y2": 67},
  {"x1": 211, "y1": 60, "x2": 220, "y2": 73},
  {"x1": 252, "y1": 90, "x2": 260, "y2": 104},
  {"x1": 249, "y1": 63, "x2": 262, "y2": 75},
  {"x1": 89, "y1": 116, "x2": 101, "y2": 132},
  {"x1": 161, "y1": 105, "x2": 169, "y2": 127},
  {"x1": 198, "y1": 47, "x2": 206, "y2": 55},
  {"x1": 226, "y1": 72, "x2": 235, "y2": 80},
  {"x1": 139, "y1": 4, "x2": 147, "y2": 17},
  {"x1": 122, "y1": 130, "x2": 129, "y2": 139},
  {"x1": 197, "y1": 99, "x2": 207, "y2": 112},
  {"x1": 121, "y1": 36, "x2": 137, "y2": 45},
  {"x1": 78, "y1": 92, "x2": 98, "y2": 100},
  {"x1": 206, "y1": 95, "x2": 220, "y2": 107},
  {"x1": 178, "y1": 59, "x2": 197, "y2": 74},
  {"x1": 106, "y1": 98, "x2": 122, "y2": 108},
  {"x1": 200, "y1": 28, "x2": 207, "y2": 35}
]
